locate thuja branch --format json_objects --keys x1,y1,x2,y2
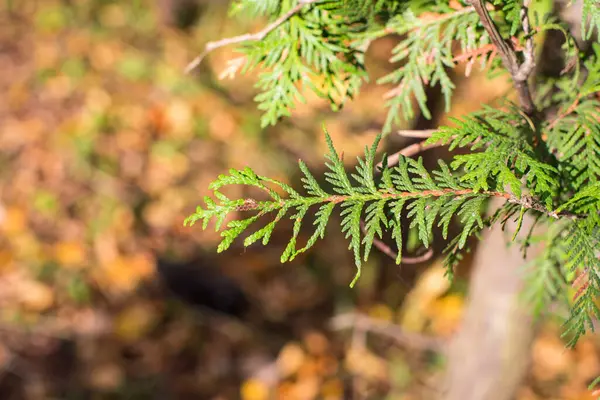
[
  {"x1": 186, "y1": 127, "x2": 590, "y2": 288},
  {"x1": 208, "y1": 190, "x2": 574, "y2": 220},
  {"x1": 184, "y1": 0, "x2": 322, "y2": 73}
]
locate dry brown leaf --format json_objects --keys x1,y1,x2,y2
[
  {"x1": 532, "y1": 332, "x2": 574, "y2": 382},
  {"x1": 88, "y1": 363, "x2": 124, "y2": 391},
  {"x1": 303, "y1": 331, "x2": 329, "y2": 356}
]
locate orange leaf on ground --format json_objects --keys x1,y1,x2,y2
[
  {"x1": 241, "y1": 378, "x2": 270, "y2": 400},
  {"x1": 427, "y1": 294, "x2": 464, "y2": 336},
  {"x1": 1, "y1": 206, "x2": 27, "y2": 235},
  {"x1": 303, "y1": 331, "x2": 329, "y2": 356},
  {"x1": 54, "y1": 241, "x2": 86, "y2": 268}
]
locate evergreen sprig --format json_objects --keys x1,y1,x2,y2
[
  {"x1": 232, "y1": 0, "x2": 367, "y2": 127},
  {"x1": 187, "y1": 130, "x2": 484, "y2": 286},
  {"x1": 377, "y1": 6, "x2": 487, "y2": 131},
  {"x1": 582, "y1": 0, "x2": 600, "y2": 40},
  {"x1": 546, "y1": 44, "x2": 600, "y2": 190},
  {"x1": 188, "y1": 0, "x2": 600, "y2": 359},
  {"x1": 186, "y1": 123, "x2": 565, "y2": 287},
  {"x1": 429, "y1": 105, "x2": 558, "y2": 203}
]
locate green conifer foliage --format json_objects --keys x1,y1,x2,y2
[{"x1": 186, "y1": 0, "x2": 600, "y2": 351}]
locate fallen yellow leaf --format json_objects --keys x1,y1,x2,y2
[
  {"x1": 97, "y1": 253, "x2": 154, "y2": 294},
  {"x1": 114, "y1": 302, "x2": 157, "y2": 342},
  {"x1": 399, "y1": 262, "x2": 450, "y2": 332},
  {"x1": 345, "y1": 348, "x2": 388, "y2": 382},
  {"x1": 18, "y1": 280, "x2": 54, "y2": 312},
  {"x1": 427, "y1": 294, "x2": 465, "y2": 336},
  {"x1": 321, "y1": 379, "x2": 343, "y2": 399},
  {"x1": 368, "y1": 303, "x2": 394, "y2": 322},
  {"x1": 277, "y1": 343, "x2": 306, "y2": 378},
  {"x1": 241, "y1": 378, "x2": 270, "y2": 400},
  {"x1": 1, "y1": 206, "x2": 27, "y2": 235},
  {"x1": 54, "y1": 241, "x2": 86, "y2": 268}
]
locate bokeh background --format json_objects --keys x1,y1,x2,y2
[{"x1": 0, "y1": 1, "x2": 599, "y2": 399}]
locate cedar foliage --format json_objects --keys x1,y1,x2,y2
[{"x1": 185, "y1": 0, "x2": 600, "y2": 351}]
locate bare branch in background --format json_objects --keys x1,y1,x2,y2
[
  {"x1": 379, "y1": 141, "x2": 443, "y2": 169},
  {"x1": 396, "y1": 129, "x2": 437, "y2": 138},
  {"x1": 330, "y1": 313, "x2": 445, "y2": 352},
  {"x1": 359, "y1": 221, "x2": 434, "y2": 264}
]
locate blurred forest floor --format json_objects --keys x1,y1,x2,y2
[{"x1": 0, "y1": 1, "x2": 599, "y2": 399}]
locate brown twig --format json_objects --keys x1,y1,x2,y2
[
  {"x1": 378, "y1": 140, "x2": 443, "y2": 169},
  {"x1": 401, "y1": 248, "x2": 435, "y2": 264},
  {"x1": 467, "y1": 0, "x2": 536, "y2": 114},
  {"x1": 184, "y1": 0, "x2": 321, "y2": 74},
  {"x1": 330, "y1": 313, "x2": 445, "y2": 352},
  {"x1": 239, "y1": 188, "x2": 579, "y2": 220},
  {"x1": 359, "y1": 221, "x2": 435, "y2": 264},
  {"x1": 397, "y1": 129, "x2": 437, "y2": 138}
]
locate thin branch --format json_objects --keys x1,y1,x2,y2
[
  {"x1": 397, "y1": 129, "x2": 436, "y2": 138},
  {"x1": 239, "y1": 188, "x2": 579, "y2": 220},
  {"x1": 184, "y1": 0, "x2": 321, "y2": 74},
  {"x1": 467, "y1": 0, "x2": 536, "y2": 114},
  {"x1": 359, "y1": 221, "x2": 435, "y2": 264},
  {"x1": 401, "y1": 248, "x2": 434, "y2": 264},
  {"x1": 330, "y1": 313, "x2": 445, "y2": 352},
  {"x1": 378, "y1": 140, "x2": 443, "y2": 169}
]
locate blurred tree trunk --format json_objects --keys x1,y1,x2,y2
[{"x1": 442, "y1": 199, "x2": 539, "y2": 400}]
